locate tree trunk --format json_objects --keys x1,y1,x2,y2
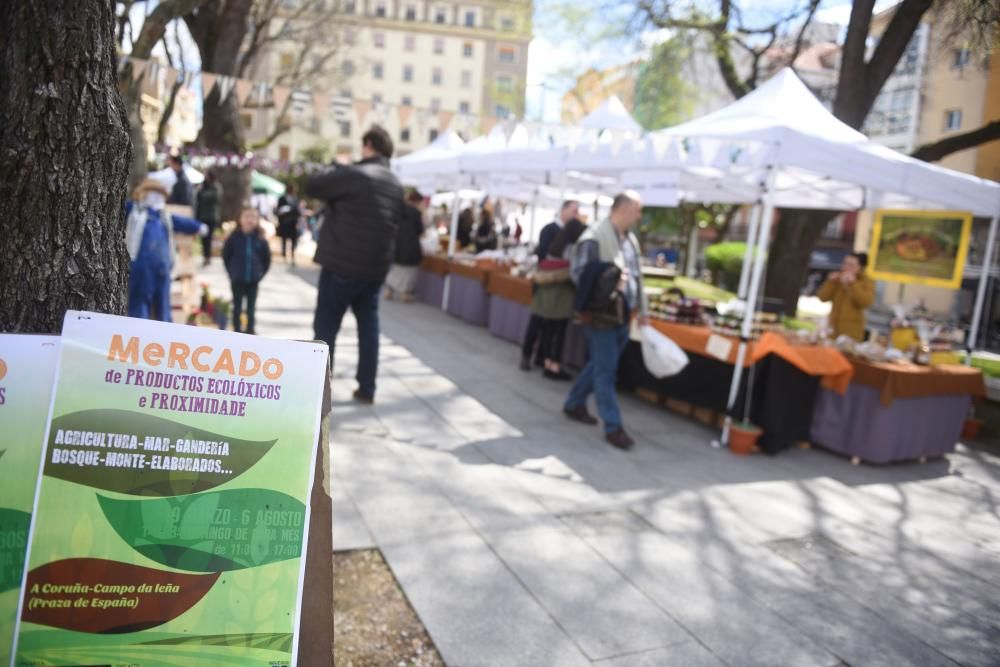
[
  {"x1": 121, "y1": 73, "x2": 151, "y2": 192},
  {"x1": 0, "y1": 0, "x2": 132, "y2": 333},
  {"x1": 188, "y1": 0, "x2": 254, "y2": 222},
  {"x1": 764, "y1": 209, "x2": 838, "y2": 314}
]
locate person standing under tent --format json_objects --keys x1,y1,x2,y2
[
  {"x1": 520, "y1": 200, "x2": 580, "y2": 371},
  {"x1": 125, "y1": 178, "x2": 206, "y2": 321},
  {"x1": 276, "y1": 182, "x2": 304, "y2": 265},
  {"x1": 816, "y1": 252, "x2": 875, "y2": 341},
  {"x1": 532, "y1": 216, "x2": 587, "y2": 381},
  {"x1": 166, "y1": 154, "x2": 193, "y2": 206},
  {"x1": 563, "y1": 192, "x2": 647, "y2": 450},
  {"x1": 385, "y1": 189, "x2": 426, "y2": 302},
  {"x1": 474, "y1": 199, "x2": 498, "y2": 253},
  {"x1": 194, "y1": 171, "x2": 222, "y2": 266},
  {"x1": 307, "y1": 125, "x2": 404, "y2": 404}
]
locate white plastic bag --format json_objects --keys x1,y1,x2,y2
[{"x1": 639, "y1": 325, "x2": 689, "y2": 378}]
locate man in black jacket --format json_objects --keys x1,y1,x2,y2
[{"x1": 306, "y1": 126, "x2": 404, "y2": 403}]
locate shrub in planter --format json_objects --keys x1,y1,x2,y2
[{"x1": 705, "y1": 242, "x2": 750, "y2": 292}]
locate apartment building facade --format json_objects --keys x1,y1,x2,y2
[{"x1": 246, "y1": 0, "x2": 532, "y2": 162}]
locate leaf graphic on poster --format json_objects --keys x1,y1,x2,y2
[
  {"x1": 0, "y1": 507, "x2": 30, "y2": 592},
  {"x1": 98, "y1": 489, "x2": 305, "y2": 572},
  {"x1": 140, "y1": 632, "x2": 293, "y2": 652},
  {"x1": 23, "y1": 558, "x2": 219, "y2": 633},
  {"x1": 45, "y1": 409, "x2": 276, "y2": 496}
]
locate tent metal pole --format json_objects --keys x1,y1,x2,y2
[
  {"x1": 442, "y1": 184, "x2": 462, "y2": 311},
  {"x1": 527, "y1": 186, "x2": 540, "y2": 248},
  {"x1": 737, "y1": 203, "x2": 764, "y2": 299},
  {"x1": 717, "y1": 166, "x2": 777, "y2": 447},
  {"x1": 967, "y1": 210, "x2": 1000, "y2": 356}
]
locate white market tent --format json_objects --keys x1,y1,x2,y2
[{"x1": 579, "y1": 95, "x2": 643, "y2": 133}]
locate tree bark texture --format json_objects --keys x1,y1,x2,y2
[
  {"x1": 0, "y1": 0, "x2": 132, "y2": 333},
  {"x1": 764, "y1": 208, "x2": 839, "y2": 315},
  {"x1": 188, "y1": 0, "x2": 253, "y2": 221}
]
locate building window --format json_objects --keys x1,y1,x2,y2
[
  {"x1": 430, "y1": 97, "x2": 441, "y2": 113},
  {"x1": 374, "y1": 32, "x2": 385, "y2": 48},
  {"x1": 405, "y1": 5, "x2": 416, "y2": 20},
  {"x1": 401, "y1": 128, "x2": 411, "y2": 142},
  {"x1": 373, "y1": 62, "x2": 383, "y2": 79},
  {"x1": 463, "y1": 42, "x2": 473, "y2": 57},
  {"x1": 401, "y1": 95, "x2": 412, "y2": 106},
  {"x1": 498, "y1": 47, "x2": 515, "y2": 63},
  {"x1": 404, "y1": 34, "x2": 416, "y2": 51},
  {"x1": 373, "y1": 93, "x2": 383, "y2": 105},
  {"x1": 339, "y1": 120, "x2": 351, "y2": 138},
  {"x1": 279, "y1": 145, "x2": 291, "y2": 161},
  {"x1": 496, "y1": 75, "x2": 513, "y2": 93},
  {"x1": 341, "y1": 60, "x2": 354, "y2": 76},
  {"x1": 241, "y1": 113, "x2": 253, "y2": 129},
  {"x1": 403, "y1": 65, "x2": 413, "y2": 82},
  {"x1": 343, "y1": 28, "x2": 355, "y2": 45},
  {"x1": 459, "y1": 101, "x2": 470, "y2": 114},
  {"x1": 500, "y1": 15, "x2": 515, "y2": 31},
  {"x1": 434, "y1": 7, "x2": 446, "y2": 23},
  {"x1": 944, "y1": 109, "x2": 962, "y2": 131},
  {"x1": 432, "y1": 67, "x2": 442, "y2": 85},
  {"x1": 344, "y1": 0, "x2": 356, "y2": 13},
  {"x1": 433, "y1": 38, "x2": 444, "y2": 54},
  {"x1": 460, "y1": 70, "x2": 472, "y2": 88},
  {"x1": 429, "y1": 129, "x2": 439, "y2": 142},
  {"x1": 952, "y1": 48, "x2": 971, "y2": 69},
  {"x1": 495, "y1": 104, "x2": 510, "y2": 118},
  {"x1": 375, "y1": 1, "x2": 386, "y2": 17},
  {"x1": 464, "y1": 10, "x2": 475, "y2": 27}
]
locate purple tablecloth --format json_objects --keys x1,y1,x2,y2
[
  {"x1": 488, "y1": 296, "x2": 532, "y2": 344},
  {"x1": 415, "y1": 268, "x2": 445, "y2": 307},
  {"x1": 810, "y1": 383, "x2": 969, "y2": 463},
  {"x1": 446, "y1": 274, "x2": 490, "y2": 326}
]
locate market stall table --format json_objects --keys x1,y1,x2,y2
[
  {"x1": 487, "y1": 272, "x2": 533, "y2": 344},
  {"x1": 446, "y1": 261, "x2": 493, "y2": 326},
  {"x1": 415, "y1": 255, "x2": 448, "y2": 307},
  {"x1": 810, "y1": 359, "x2": 986, "y2": 464},
  {"x1": 618, "y1": 321, "x2": 852, "y2": 454}
]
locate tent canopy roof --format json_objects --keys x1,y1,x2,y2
[{"x1": 579, "y1": 96, "x2": 642, "y2": 132}]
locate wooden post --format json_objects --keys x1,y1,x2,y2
[{"x1": 296, "y1": 366, "x2": 334, "y2": 665}]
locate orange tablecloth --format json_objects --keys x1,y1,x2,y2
[
  {"x1": 487, "y1": 273, "x2": 532, "y2": 305},
  {"x1": 420, "y1": 255, "x2": 449, "y2": 275},
  {"x1": 649, "y1": 320, "x2": 854, "y2": 394},
  {"x1": 446, "y1": 261, "x2": 492, "y2": 285},
  {"x1": 847, "y1": 357, "x2": 986, "y2": 406}
]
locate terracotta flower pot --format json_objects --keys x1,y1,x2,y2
[
  {"x1": 729, "y1": 423, "x2": 762, "y2": 455},
  {"x1": 962, "y1": 418, "x2": 985, "y2": 440}
]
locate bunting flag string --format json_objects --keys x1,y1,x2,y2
[{"x1": 235, "y1": 78, "x2": 254, "y2": 106}]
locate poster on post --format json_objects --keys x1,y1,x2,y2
[
  {"x1": 868, "y1": 209, "x2": 973, "y2": 289},
  {"x1": 12, "y1": 312, "x2": 328, "y2": 667},
  {"x1": 0, "y1": 336, "x2": 61, "y2": 667}
]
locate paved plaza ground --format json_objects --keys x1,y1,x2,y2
[{"x1": 200, "y1": 257, "x2": 1000, "y2": 667}]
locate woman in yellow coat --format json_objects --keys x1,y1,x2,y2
[{"x1": 817, "y1": 253, "x2": 875, "y2": 341}]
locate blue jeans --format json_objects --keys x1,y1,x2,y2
[
  {"x1": 314, "y1": 270, "x2": 382, "y2": 398},
  {"x1": 564, "y1": 324, "x2": 629, "y2": 433}
]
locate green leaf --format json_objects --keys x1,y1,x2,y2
[
  {"x1": 98, "y1": 489, "x2": 306, "y2": 572},
  {"x1": 45, "y1": 409, "x2": 276, "y2": 496}
]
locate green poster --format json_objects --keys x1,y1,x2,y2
[
  {"x1": 13, "y1": 312, "x2": 328, "y2": 667},
  {"x1": 0, "y1": 336, "x2": 60, "y2": 667}
]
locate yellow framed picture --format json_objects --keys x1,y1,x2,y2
[{"x1": 868, "y1": 209, "x2": 973, "y2": 289}]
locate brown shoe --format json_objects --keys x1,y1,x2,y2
[
  {"x1": 563, "y1": 406, "x2": 598, "y2": 425},
  {"x1": 605, "y1": 430, "x2": 634, "y2": 450},
  {"x1": 353, "y1": 389, "x2": 374, "y2": 405}
]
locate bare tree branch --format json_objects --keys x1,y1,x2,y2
[
  {"x1": 130, "y1": 0, "x2": 206, "y2": 58},
  {"x1": 912, "y1": 119, "x2": 1000, "y2": 162}
]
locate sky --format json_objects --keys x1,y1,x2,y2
[{"x1": 524, "y1": 0, "x2": 900, "y2": 123}]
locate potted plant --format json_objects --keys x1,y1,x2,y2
[
  {"x1": 212, "y1": 297, "x2": 231, "y2": 330},
  {"x1": 729, "y1": 421, "x2": 763, "y2": 455},
  {"x1": 962, "y1": 404, "x2": 985, "y2": 440}
]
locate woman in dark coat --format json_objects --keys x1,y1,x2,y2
[
  {"x1": 386, "y1": 190, "x2": 426, "y2": 302},
  {"x1": 532, "y1": 217, "x2": 587, "y2": 380},
  {"x1": 275, "y1": 182, "x2": 303, "y2": 265}
]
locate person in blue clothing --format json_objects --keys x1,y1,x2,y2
[
  {"x1": 125, "y1": 178, "x2": 204, "y2": 321},
  {"x1": 223, "y1": 207, "x2": 272, "y2": 335}
]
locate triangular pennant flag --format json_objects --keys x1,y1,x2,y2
[
  {"x1": 416, "y1": 108, "x2": 429, "y2": 128},
  {"x1": 165, "y1": 67, "x2": 180, "y2": 91},
  {"x1": 438, "y1": 110, "x2": 454, "y2": 131},
  {"x1": 235, "y1": 78, "x2": 254, "y2": 106},
  {"x1": 130, "y1": 58, "x2": 148, "y2": 82},
  {"x1": 255, "y1": 82, "x2": 268, "y2": 106},
  {"x1": 398, "y1": 104, "x2": 413, "y2": 128},
  {"x1": 312, "y1": 92, "x2": 330, "y2": 118},
  {"x1": 481, "y1": 116, "x2": 498, "y2": 135},
  {"x1": 273, "y1": 85, "x2": 292, "y2": 111},
  {"x1": 117, "y1": 55, "x2": 129, "y2": 74},
  {"x1": 353, "y1": 99, "x2": 371, "y2": 125},
  {"x1": 217, "y1": 76, "x2": 236, "y2": 101},
  {"x1": 146, "y1": 61, "x2": 160, "y2": 84},
  {"x1": 201, "y1": 72, "x2": 218, "y2": 97}
]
